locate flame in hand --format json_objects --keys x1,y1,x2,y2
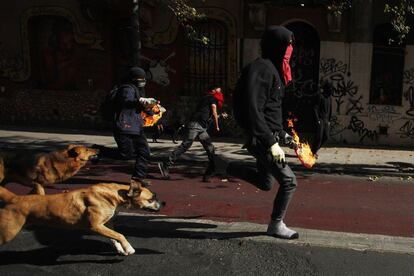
[
  {"x1": 141, "y1": 104, "x2": 165, "y2": 127},
  {"x1": 287, "y1": 118, "x2": 316, "y2": 169}
]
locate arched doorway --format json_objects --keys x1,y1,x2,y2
[{"x1": 284, "y1": 21, "x2": 320, "y2": 133}]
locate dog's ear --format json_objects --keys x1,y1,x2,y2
[{"x1": 67, "y1": 147, "x2": 80, "y2": 159}]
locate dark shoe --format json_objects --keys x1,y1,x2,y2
[
  {"x1": 158, "y1": 162, "x2": 170, "y2": 179},
  {"x1": 213, "y1": 154, "x2": 230, "y2": 176},
  {"x1": 202, "y1": 174, "x2": 211, "y2": 183}
]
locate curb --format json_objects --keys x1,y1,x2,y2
[{"x1": 116, "y1": 212, "x2": 414, "y2": 255}]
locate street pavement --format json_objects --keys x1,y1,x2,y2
[{"x1": 1, "y1": 126, "x2": 414, "y2": 257}]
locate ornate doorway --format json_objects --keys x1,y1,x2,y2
[{"x1": 284, "y1": 21, "x2": 320, "y2": 133}]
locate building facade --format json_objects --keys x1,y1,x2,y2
[{"x1": 0, "y1": 0, "x2": 413, "y2": 147}]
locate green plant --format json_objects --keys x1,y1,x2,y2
[
  {"x1": 384, "y1": 0, "x2": 414, "y2": 44},
  {"x1": 151, "y1": 0, "x2": 209, "y2": 44},
  {"x1": 326, "y1": 0, "x2": 352, "y2": 16}
]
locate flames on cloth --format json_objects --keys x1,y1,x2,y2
[
  {"x1": 141, "y1": 104, "x2": 165, "y2": 127},
  {"x1": 287, "y1": 118, "x2": 316, "y2": 169}
]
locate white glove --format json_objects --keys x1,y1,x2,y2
[
  {"x1": 269, "y1": 143, "x2": 285, "y2": 164},
  {"x1": 139, "y1": 97, "x2": 157, "y2": 106},
  {"x1": 159, "y1": 106, "x2": 166, "y2": 113}
]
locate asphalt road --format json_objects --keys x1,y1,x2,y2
[{"x1": 0, "y1": 223, "x2": 413, "y2": 276}]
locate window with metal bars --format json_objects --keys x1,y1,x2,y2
[
  {"x1": 369, "y1": 23, "x2": 405, "y2": 106},
  {"x1": 184, "y1": 19, "x2": 228, "y2": 96}
]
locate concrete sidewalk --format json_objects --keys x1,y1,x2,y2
[{"x1": 0, "y1": 127, "x2": 413, "y2": 177}]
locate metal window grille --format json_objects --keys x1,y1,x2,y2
[{"x1": 184, "y1": 20, "x2": 228, "y2": 96}]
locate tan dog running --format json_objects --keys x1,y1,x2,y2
[
  {"x1": 0, "y1": 144, "x2": 99, "y2": 195},
  {"x1": 0, "y1": 180, "x2": 164, "y2": 256}
]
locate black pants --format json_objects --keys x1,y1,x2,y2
[
  {"x1": 167, "y1": 121, "x2": 215, "y2": 176},
  {"x1": 114, "y1": 132, "x2": 150, "y2": 180},
  {"x1": 227, "y1": 138, "x2": 297, "y2": 221},
  {"x1": 312, "y1": 119, "x2": 330, "y2": 154}
]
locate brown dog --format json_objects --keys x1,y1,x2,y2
[
  {"x1": 0, "y1": 144, "x2": 99, "y2": 195},
  {"x1": 0, "y1": 179, "x2": 164, "y2": 255}
]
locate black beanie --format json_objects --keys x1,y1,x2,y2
[{"x1": 129, "y1": 67, "x2": 146, "y2": 79}]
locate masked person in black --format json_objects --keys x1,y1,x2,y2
[
  {"x1": 311, "y1": 79, "x2": 333, "y2": 156},
  {"x1": 113, "y1": 67, "x2": 158, "y2": 185},
  {"x1": 231, "y1": 26, "x2": 299, "y2": 239},
  {"x1": 158, "y1": 85, "x2": 225, "y2": 182}
]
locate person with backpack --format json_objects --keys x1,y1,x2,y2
[
  {"x1": 158, "y1": 85, "x2": 225, "y2": 182},
  {"x1": 100, "y1": 67, "x2": 158, "y2": 186},
  {"x1": 230, "y1": 26, "x2": 299, "y2": 239}
]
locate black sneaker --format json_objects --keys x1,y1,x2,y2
[
  {"x1": 158, "y1": 162, "x2": 170, "y2": 179},
  {"x1": 202, "y1": 174, "x2": 211, "y2": 183}
]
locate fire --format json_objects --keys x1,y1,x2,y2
[
  {"x1": 141, "y1": 104, "x2": 165, "y2": 127},
  {"x1": 287, "y1": 118, "x2": 316, "y2": 169}
]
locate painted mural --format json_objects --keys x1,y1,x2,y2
[{"x1": 30, "y1": 17, "x2": 80, "y2": 90}]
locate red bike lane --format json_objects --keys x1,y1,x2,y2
[{"x1": 5, "y1": 162, "x2": 414, "y2": 238}]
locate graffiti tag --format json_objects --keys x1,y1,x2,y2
[
  {"x1": 348, "y1": 116, "x2": 378, "y2": 142},
  {"x1": 346, "y1": 95, "x2": 364, "y2": 115},
  {"x1": 397, "y1": 120, "x2": 414, "y2": 139},
  {"x1": 367, "y1": 105, "x2": 400, "y2": 123}
]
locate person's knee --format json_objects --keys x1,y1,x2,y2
[
  {"x1": 261, "y1": 182, "x2": 273, "y2": 191},
  {"x1": 283, "y1": 175, "x2": 297, "y2": 191}
]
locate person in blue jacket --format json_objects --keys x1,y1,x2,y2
[{"x1": 113, "y1": 67, "x2": 157, "y2": 185}]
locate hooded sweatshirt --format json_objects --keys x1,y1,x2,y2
[{"x1": 233, "y1": 26, "x2": 293, "y2": 149}]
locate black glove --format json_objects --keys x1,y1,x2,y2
[{"x1": 283, "y1": 133, "x2": 298, "y2": 150}]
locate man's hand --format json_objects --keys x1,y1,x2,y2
[
  {"x1": 139, "y1": 97, "x2": 158, "y2": 107},
  {"x1": 283, "y1": 133, "x2": 298, "y2": 149},
  {"x1": 269, "y1": 143, "x2": 285, "y2": 164}
]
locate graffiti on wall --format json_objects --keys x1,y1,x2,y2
[
  {"x1": 140, "y1": 52, "x2": 176, "y2": 87},
  {"x1": 346, "y1": 95, "x2": 364, "y2": 115},
  {"x1": 329, "y1": 115, "x2": 347, "y2": 142},
  {"x1": 291, "y1": 47, "x2": 318, "y2": 98},
  {"x1": 397, "y1": 120, "x2": 414, "y2": 139},
  {"x1": 1, "y1": 6, "x2": 104, "y2": 82},
  {"x1": 367, "y1": 105, "x2": 400, "y2": 123},
  {"x1": 348, "y1": 116, "x2": 378, "y2": 142},
  {"x1": 320, "y1": 58, "x2": 358, "y2": 114},
  {"x1": 404, "y1": 69, "x2": 414, "y2": 117}
]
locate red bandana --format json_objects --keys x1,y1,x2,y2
[
  {"x1": 282, "y1": 44, "x2": 293, "y2": 85},
  {"x1": 207, "y1": 90, "x2": 224, "y2": 109}
]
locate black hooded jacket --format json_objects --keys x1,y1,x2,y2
[{"x1": 233, "y1": 26, "x2": 293, "y2": 149}]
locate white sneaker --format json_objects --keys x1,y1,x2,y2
[{"x1": 267, "y1": 220, "x2": 299, "y2": 239}]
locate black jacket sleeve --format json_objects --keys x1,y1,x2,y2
[{"x1": 246, "y1": 64, "x2": 277, "y2": 149}]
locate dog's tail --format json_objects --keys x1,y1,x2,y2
[{"x1": 0, "y1": 186, "x2": 16, "y2": 203}]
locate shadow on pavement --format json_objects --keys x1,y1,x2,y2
[
  {"x1": 0, "y1": 217, "x2": 261, "y2": 266},
  {"x1": 114, "y1": 215, "x2": 264, "y2": 240},
  {"x1": 0, "y1": 227, "x2": 163, "y2": 266}
]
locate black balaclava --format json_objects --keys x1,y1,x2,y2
[
  {"x1": 129, "y1": 67, "x2": 147, "y2": 88},
  {"x1": 260, "y1": 25, "x2": 294, "y2": 84}
]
